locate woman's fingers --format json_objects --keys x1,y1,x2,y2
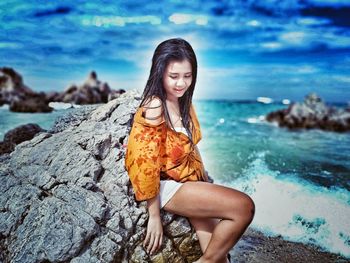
[
  {"x1": 143, "y1": 231, "x2": 151, "y2": 247},
  {"x1": 146, "y1": 234, "x2": 155, "y2": 253},
  {"x1": 158, "y1": 234, "x2": 163, "y2": 250},
  {"x1": 150, "y1": 235, "x2": 160, "y2": 254},
  {"x1": 144, "y1": 233, "x2": 163, "y2": 255}
]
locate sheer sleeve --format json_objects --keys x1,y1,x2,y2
[{"x1": 125, "y1": 101, "x2": 166, "y2": 201}]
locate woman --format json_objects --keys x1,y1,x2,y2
[{"x1": 125, "y1": 38, "x2": 255, "y2": 263}]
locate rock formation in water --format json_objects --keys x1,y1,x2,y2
[
  {"x1": 48, "y1": 71, "x2": 125, "y2": 105},
  {"x1": 0, "y1": 68, "x2": 125, "y2": 113},
  {"x1": 0, "y1": 123, "x2": 46, "y2": 155},
  {"x1": 0, "y1": 67, "x2": 53, "y2": 113},
  {"x1": 0, "y1": 90, "x2": 202, "y2": 263},
  {"x1": 266, "y1": 93, "x2": 350, "y2": 132}
]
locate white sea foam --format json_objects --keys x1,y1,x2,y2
[
  {"x1": 48, "y1": 102, "x2": 80, "y2": 110},
  {"x1": 282, "y1": 99, "x2": 291, "y2": 105},
  {"x1": 227, "y1": 152, "x2": 350, "y2": 258},
  {"x1": 246, "y1": 115, "x2": 266, "y2": 124},
  {"x1": 257, "y1": 97, "x2": 273, "y2": 104},
  {"x1": 0, "y1": 104, "x2": 9, "y2": 110}
]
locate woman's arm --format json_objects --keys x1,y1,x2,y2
[
  {"x1": 144, "y1": 195, "x2": 163, "y2": 255},
  {"x1": 147, "y1": 194, "x2": 161, "y2": 217}
]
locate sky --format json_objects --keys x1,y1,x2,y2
[{"x1": 0, "y1": 0, "x2": 350, "y2": 103}]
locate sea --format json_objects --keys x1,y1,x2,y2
[{"x1": 1, "y1": 99, "x2": 349, "y2": 258}]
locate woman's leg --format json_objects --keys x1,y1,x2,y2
[
  {"x1": 164, "y1": 181, "x2": 255, "y2": 263},
  {"x1": 188, "y1": 217, "x2": 219, "y2": 252},
  {"x1": 189, "y1": 218, "x2": 230, "y2": 263}
]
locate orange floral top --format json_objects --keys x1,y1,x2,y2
[{"x1": 125, "y1": 103, "x2": 207, "y2": 201}]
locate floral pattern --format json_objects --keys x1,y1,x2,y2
[{"x1": 125, "y1": 104, "x2": 207, "y2": 201}]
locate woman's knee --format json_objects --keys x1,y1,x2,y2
[
  {"x1": 229, "y1": 192, "x2": 255, "y2": 224},
  {"x1": 240, "y1": 194, "x2": 255, "y2": 224}
]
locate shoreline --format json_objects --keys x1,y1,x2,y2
[{"x1": 231, "y1": 228, "x2": 349, "y2": 262}]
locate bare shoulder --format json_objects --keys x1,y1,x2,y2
[{"x1": 142, "y1": 96, "x2": 164, "y2": 124}]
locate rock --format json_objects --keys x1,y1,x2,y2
[
  {"x1": 9, "y1": 93, "x2": 53, "y2": 113},
  {"x1": 57, "y1": 71, "x2": 125, "y2": 105},
  {"x1": 0, "y1": 90, "x2": 202, "y2": 263},
  {"x1": 0, "y1": 123, "x2": 46, "y2": 155},
  {"x1": 266, "y1": 93, "x2": 350, "y2": 132},
  {"x1": 1, "y1": 67, "x2": 125, "y2": 112},
  {"x1": 49, "y1": 104, "x2": 100, "y2": 134},
  {"x1": 0, "y1": 67, "x2": 53, "y2": 113}
]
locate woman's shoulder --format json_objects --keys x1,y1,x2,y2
[{"x1": 138, "y1": 96, "x2": 164, "y2": 126}]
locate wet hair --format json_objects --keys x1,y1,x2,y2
[{"x1": 140, "y1": 38, "x2": 198, "y2": 142}]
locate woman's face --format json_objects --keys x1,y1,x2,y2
[{"x1": 163, "y1": 59, "x2": 192, "y2": 101}]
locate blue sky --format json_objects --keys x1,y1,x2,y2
[{"x1": 0, "y1": 0, "x2": 350, "y2": 102}]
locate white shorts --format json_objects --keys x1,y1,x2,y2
[{"x1": 159, "y1": 180, "x2": 183, "y2": 208}]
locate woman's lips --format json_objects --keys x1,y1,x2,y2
[{"x1": 174, "y1": 87, "x2": 185, "y2": 93}]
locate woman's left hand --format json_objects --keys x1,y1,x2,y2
[{"x1": 143, "y1": 214, "x2": 163, "y2": 255}]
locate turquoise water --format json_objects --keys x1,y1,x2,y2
[
  {"x1": 1, "y1": 101, "x2": 350, "y2": 257},
  {"x1": 196, "y1": 100, "x2": 350, "y2": 258},
  {"x1": 0, "y1": 105, "x2": 76, "y2": 140}
]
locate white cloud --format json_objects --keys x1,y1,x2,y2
[
  {"x1": 332, "y1": 75, "x2": 350, "y2": 83},
  {"x1": 168, "y1": 13, "x2": 208, "y2": 26},
  {"x1": 81, "y1": 15, "x2": 161, "y2": 27},
  {"x1": 246, "y1": 20, "x2": 261, "y2": 27},
  {"x1": 297, "y1": 17, "x2": 330, "y2": 26},
  {"x1": 260, "y1": 42, "x2": 283, "y2": 49},
  {"x1": 280, "y1": 31, "x2": 306, "y2": 45}
]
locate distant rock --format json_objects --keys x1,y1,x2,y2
[
  {"x1": 0, "y1": 68, "x2": 125, "y2": 113},
  {"x1": 0, "y1": 90, "x2": 202, "y2": 263},
  {"x1": 0, "y1": 67, "x2": 53, "y2": 112},
  {"x1": 0, "y1": 123, "x2": 46, "y2": 155},
  {"x1": 50, "y1": 71, "x2": 125, "y2": 104},
  {"x1": 266, "y1": 93, "x2": 350, "y2": 132}
]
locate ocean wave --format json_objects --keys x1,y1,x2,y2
[{"x1": 227, "y1": 152, "x2": 350, "y2": 258}]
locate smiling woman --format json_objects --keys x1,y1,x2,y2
[{"x1": 124, "y1": 38, "x2": 255, "y2": 263}]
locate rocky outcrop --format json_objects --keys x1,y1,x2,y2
[
  {"x1": 49, "y1": 71, "x2": 125, "y2": 105},
  {"x1": 0, "y1": 68, "x2": 125, "y2": 113},
  {"x1": 0, "y1": 90, "x2": 202, "y2": 263},
  {"x1": 266, "y1": 93, "x2": 350, "y2": 132},
  {"x1": 0, "y1": 67, "x2": 53, "y2": 113},
  {"x1": 0, "y1": 123, "x2": 46, "y2": 155}
]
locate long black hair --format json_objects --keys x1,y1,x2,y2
[{"x1": 140, "y1": 38, "x2": 198, "y2": 142}]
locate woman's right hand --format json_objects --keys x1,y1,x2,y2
[{"x1": 143, "y1": 214, "x2": 163, "y2": 255}]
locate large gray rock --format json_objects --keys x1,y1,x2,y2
[
  {"x1": 266, "y1": 93, "x2": 350, "y2": 132},
  {"x1": 0, "y1": 90, "x2": 201, "y2": 263}
]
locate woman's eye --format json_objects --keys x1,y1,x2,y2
[
  {"x1": 185, "y1": 75, "x2": 191, "y2": 78},
  {"x1": 170, "y1": 76, "x2": 177, "y2": 79}
]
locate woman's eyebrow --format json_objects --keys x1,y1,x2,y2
[{"x1": 169, "y1": 71, "x2": 192, "y2": 74}]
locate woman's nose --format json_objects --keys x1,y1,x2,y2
[{"x1": 176, "y1": 78, "x2": 185, "y2": 87}]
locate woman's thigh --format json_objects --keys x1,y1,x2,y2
[{"x1": 164, "y1": 181, "x2": 254, "y2": 220}]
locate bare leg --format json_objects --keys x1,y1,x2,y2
[
  {"x1": 189, "y1": 218, "x2": 230, "y2": 263},
  {"x1": 164, "y1": 182, "x2": 255, "y2": 263}
]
